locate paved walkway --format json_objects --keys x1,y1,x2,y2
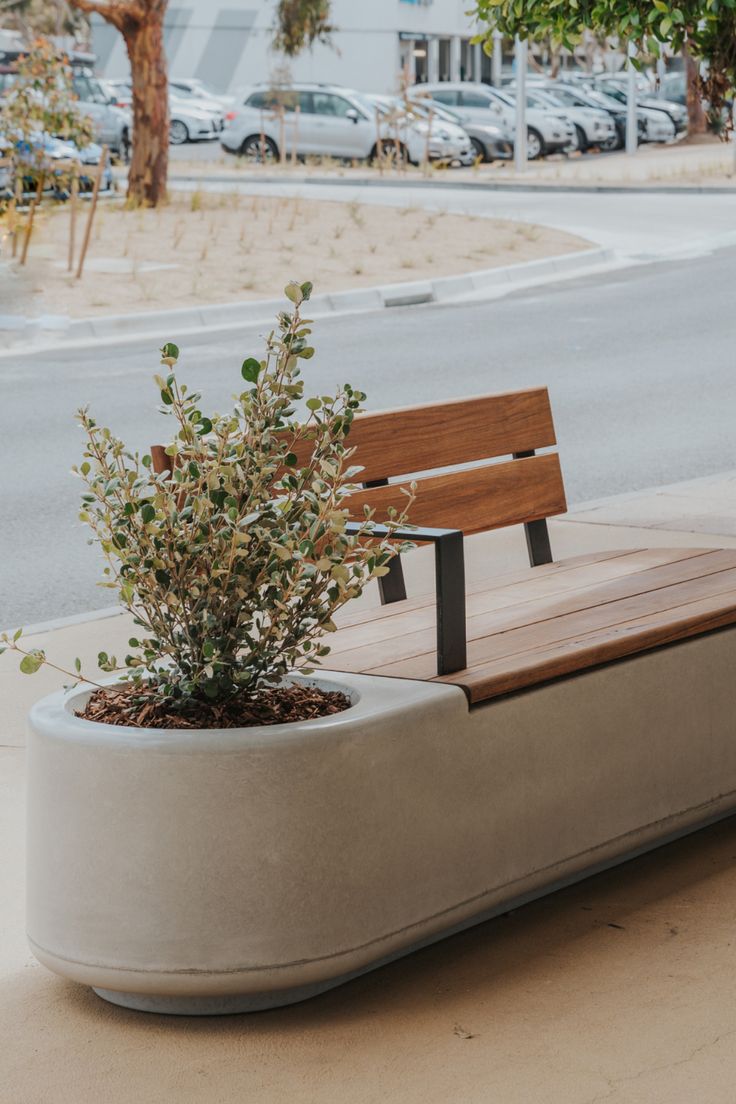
[{"x1": 4, "y1": 471, "x2": 736, "y2": 1101}]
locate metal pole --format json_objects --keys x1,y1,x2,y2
[
  {"x1": 626, "y1": 42, "x2": 638, "y2": 156},
  {"x1": 514, "y1": 36, "x2": 528, "y2": 171},
  {"x1": 491, "y1": 29, "x2": 502, "y2": 86}
]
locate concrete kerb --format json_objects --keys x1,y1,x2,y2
[
  {"x1": 167, "y1": 171, "x2": 736, "y2": 196},
  {"x1": 0, "y1": 247, "x2": 613, "y2": 355}
]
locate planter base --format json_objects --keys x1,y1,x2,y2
[
  {"x1": 91, "y1": 984, "x2": 340, "y2": 1015},
  {"x1": 27, "y1": 638, "x2": 736, "y2": 1014}
]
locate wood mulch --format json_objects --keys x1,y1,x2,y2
[{"x1": 77, "y1": 680, "x2": 351, "y2": 730}]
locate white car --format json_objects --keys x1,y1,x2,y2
[
  {"x1": 103, "y1": 79, "x2": 222, "y2": 144},
  {"x1": 520, "y1": 87, "x2": 618, "y2": 151},
  {"x1": 366, "y1": 94, "x2": 474, "y2": 165},
  {"x1": 221, "y1": 83, "x2": 471, "y2": 164},
  {"x1": 410, "y1": 81, "x2": 574, "y2": 159},
  {"x1": 169, "y1": 77, "x2": 235, "y2": 108},
  {"x1": 169, "y1": 96, "x2": 223, "y2": 144}
]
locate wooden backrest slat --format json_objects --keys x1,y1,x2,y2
[
  {"x1": 347, "y1": 453, "x2": 567, "y2": 535},
  {"x1": 150, "y1": 387, "x2": 567, "y2": 535},
  {"x1": 337, "y1": 387, "x2": 556, "y2": 484}
]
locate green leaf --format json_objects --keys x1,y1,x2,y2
[
  {"x1": 284, "y1": 281, "x2": 302, "y2": 305},
  {"x1": 285, "y1": 452, "x2": 298, "y2": 467},
  {"x1": 20, "y1": 652, "x2": 43, "y2": 674},
  {"x1": 160, "y1": 389, "x2": 174, "y2": 406},
  {"x1": 74, "y1": 657, "x2": 82, "y2": 673},
  {"x1": 300, "y1": 281, "x2": 313, "y2": 300},
  {"x1": 241, "y1": 357, "x2": 261, "y2": 383},
  {"x1": 306, "y1": 397, "x2": 322, "y2": 411},
  {"x1": 140, "y1": 503, "x2": 156, "y2": 524},
  {"x1": 13, "y1": 627, "x2": 22, "y2": 642},
  {"x1": 155, "y1": 569, "x2": 171, "y2": 587},
  {"x1": 297, "y1": 347, "x2": 315, "y2": 359},
  {"x1": 161, "y1": 342, "x2": 179, "y2": 360}
]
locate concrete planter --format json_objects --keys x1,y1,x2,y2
[{"x1": 27, "y1": 629, "x2": 736, "y2": 1015}]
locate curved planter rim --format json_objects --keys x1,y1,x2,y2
[{"x1": 28, "y1": 671, "x2": 365, "y2": 751}]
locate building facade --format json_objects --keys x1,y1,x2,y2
[{"x1": 92, "y1": 0, "x2": 495, "y2": 94}]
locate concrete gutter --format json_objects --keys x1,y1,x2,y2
[{"x1": 0, "y1": 246, "x2": 613, "y2": 354}]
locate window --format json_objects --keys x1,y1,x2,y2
[
  {"x1": 431, "y1": 88, "x2": 459, "y2": 106},
  {"x1": 460, "y1": 89, "x2": 493, "y2": 108},
  {"x1": 312, "y1": 93, "x2": 359, "y2": 118},
  {"x1": 246, "y1": 90, "x2": 300, "y2": 113}
]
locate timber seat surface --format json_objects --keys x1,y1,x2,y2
[{"x1": 327, "y1": 547, "x2": 736, "y2": 703}]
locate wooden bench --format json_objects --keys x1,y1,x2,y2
[
  {"x1": 322, "y1": 386, "x2": 736, "y2": 701},
  {"x1": 77, "y1": 387, "x2": 736, "y2": 1014}
]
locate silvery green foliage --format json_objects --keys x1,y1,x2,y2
[{"x1": 67, "y1": 282, "x2": 411, "y2": 704}]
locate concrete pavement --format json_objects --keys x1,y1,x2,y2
[{"x1": 5, "y1": 472, "x2": 736, "y2": 1101}]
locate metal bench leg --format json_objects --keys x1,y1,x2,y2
[{"x1": 435, "y1": 530, "x2": 467, "y2": 675}]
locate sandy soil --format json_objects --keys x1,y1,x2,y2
[{"x1": 11, "y1": 190, "x2": 589, "y2": 319}]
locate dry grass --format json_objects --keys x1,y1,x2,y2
[{"x1": 19, "y1": 191, "x2": 590, "y2": 319}]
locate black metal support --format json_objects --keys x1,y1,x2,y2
[
  {"x1": 346, "y1": 522, "x2": 467, "y2": 676},
  {"x1": 364, "y1": 479, "x2": 407, "y2": 604},
  {"x1": 512, "y1": 450, "x2": 554, "y2": 567},
  {"x1": 433, "y1": 529, "x2": 467, "y2": 675}
]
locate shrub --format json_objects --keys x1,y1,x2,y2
[
  {"x1": 0, "y1": 38, "x2": 94, "y2": 185},
  {"x1": 2, "y1": 282, "x2": 413, "y2": 712}
]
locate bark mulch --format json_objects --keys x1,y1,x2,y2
[{"x1": 77, "y1": 681, "x2": 351, "y2": 730}]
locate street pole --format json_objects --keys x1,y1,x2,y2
[
  {"x1": 626, "y1": 42, "x2": 638, "y2": 156},
  {"x1": 514, "y1": 35, "x2": 527, "y2": 172},
  {"x1": 491, "y1": 29, "x2": 502, "y2": 86}
]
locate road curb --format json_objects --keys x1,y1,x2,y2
[
  {"x1": 168, "y1": 170, "x2": 736, "y2": 196},
  {"x1": 0, "y1": 247, "x2": 612, "y2": 353}
]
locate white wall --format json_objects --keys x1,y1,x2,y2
[{"x1": 93, "y1": 0, "x2": 479, "y2": 94}]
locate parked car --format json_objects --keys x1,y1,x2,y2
[
  {"x1": 594, "y1": 76, "x2": 688, "y2": 136},
  {"x1": 102, "y1": 79, "x2": 222, "y2": 144},
  {"x1": 168, "y1": 81, "x2": 228, "y2": 120},
  {"x1": 558, "y1": 85, "x2": 649, "y2": 146},
  {"x1": 105, "y1": 77, "x2": 132, "y2": 109},
  {"x1": 366, "y1": 93, "x2": 474, "y2": 165},
  {"x1": 520, "y1": 86, "x2": 618, "y2": 151},
  {"x1": 410, "y1": 81, "x2": 574, "y2": 159},
  {"x1": 72, "y1": 70, "x2": 131, "y2": 162},
  {"x1": 222, "y1": 82, "x2": 465, "y2": 164},
  {"x1": 409, "y1": 95, "x2": 513, "y2": 161},
  {"x1": 169, "y1": 95, "x2": 223, "y2": 144},
  {"x1": 0, "y1": 130, "x2": 113, "y2": 201},
  {"x1": 170, "y1": 77, "x2": 235, "y2": 108}
]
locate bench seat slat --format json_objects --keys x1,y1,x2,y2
[{"x1": 324, "y1": 549, "x2": 736, "y2": 702}]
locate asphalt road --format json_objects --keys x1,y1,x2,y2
[{"x1": 3, "y1": 245, "x2": 735, "y2": 628}]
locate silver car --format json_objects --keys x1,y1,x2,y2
[
  {"x1": 523, "y1": 87, "x2": 618, "y2": 151},
  {"x1": 72, "y1": 70, "x2": 131, "y2": 163},
  {"x1": 410, "y1": 81, "x2": 574, "y2": 159},
  {"x1": 222, "y1": 83, "x2": 470, "y2": 164}
]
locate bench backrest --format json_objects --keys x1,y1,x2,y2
[
  {"x1": 342, "y1": 387, "x2": 566, "y2": 535},
  {"x1": 151, "y1": 386, "x2": 566, "y2": 538}
]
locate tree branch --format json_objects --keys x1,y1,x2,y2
[{"x1": 68, "y1": 0, "x2": 146, "y2": 27}]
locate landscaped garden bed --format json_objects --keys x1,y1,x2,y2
[{"x1": 10, "y1": 190, "x2": 589, "y2": 318}]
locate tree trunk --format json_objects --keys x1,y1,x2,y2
[
  {"x1": 683, "y1": 45, "x2": 707, "y2": 135},
  {"x1": 123, "y1": 13, "x2": 169, "y2": 206}
]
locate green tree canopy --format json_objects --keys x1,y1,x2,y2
[
  {"x1": 272, "y1": 0, "x2": 333, "y2": 57},
  {"x1": 471, "y1": 0, "x2": 736, "y2": 123}
]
